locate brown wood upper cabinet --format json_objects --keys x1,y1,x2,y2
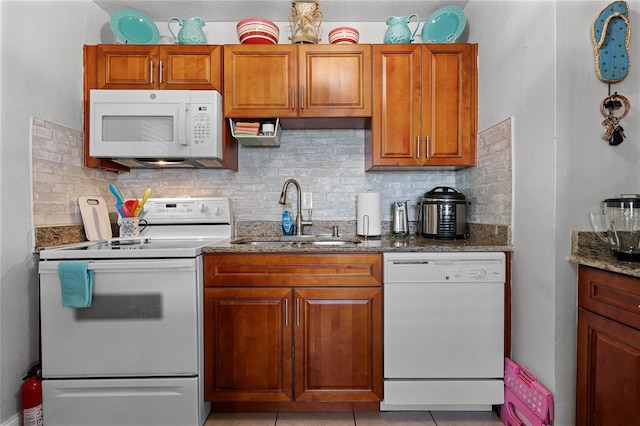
[
  {"x1": 576, "y1": 266, "x2": 640, "y2": 425},
  {"x1": 367, "y1": 43, "x2": 477, "y2": 169},
  {"x1": 203, "y1": 253, "x2": 383, "y2": 410},
  {"x1": 87, "y1": 44, "x2": 222, "y2": 90},
  {"x1": 223, "y1": 44, "x2": 372, "y2": 118}
]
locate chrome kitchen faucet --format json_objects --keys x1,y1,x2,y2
[{"x1": 278, "y1": 178, "x2": 312, "y2": 236}]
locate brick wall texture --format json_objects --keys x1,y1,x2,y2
[{"x1": 32, "y1": 118, "x2": 511, "y2": 227}]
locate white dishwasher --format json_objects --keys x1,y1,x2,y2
[{"x1": 381, "y1": 251, "x2": 505, "y2": 411}]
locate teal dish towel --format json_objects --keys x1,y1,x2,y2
[{"x1": 58, "y1": 261, "x2": 93, "y2": 308}]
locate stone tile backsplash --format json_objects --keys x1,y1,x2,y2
[
  {"x1": 458, "y1": 117, "x2": 512, "y2": 225},
  {"x1": 32, "y1": 118, "x2": 512, "y2": 230},
  {"x1": 31, "y1": 118, "x2": 117, "y2": 226}
]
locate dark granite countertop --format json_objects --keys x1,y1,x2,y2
[
  {"x1": 204, "y1": 222, "x2": 512, "y2": 254},
  {"x1": 35, "y1": 222, "x2": 512, "y2": 254},
  {"x1": 569, "y1": 231, "x2": 640, "y2": 278}
]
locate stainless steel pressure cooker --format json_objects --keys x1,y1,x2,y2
[{"x1": 419, "y1": 186, "x2": 469, "y2": 239}]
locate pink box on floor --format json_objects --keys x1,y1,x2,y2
[{"x1": 501, "y1": 357, "x2": 554, "y2": 426}]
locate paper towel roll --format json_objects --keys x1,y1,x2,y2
[{"x1": 356, "y1": 193, "x2": 381, "y2": 236}]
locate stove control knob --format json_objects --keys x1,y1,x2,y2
[
  {"x1": 197, "y1": 203, "x2": 209, "y2": 212},
  {"x1": 212, "y1": 206, "x2": 223, "y2": 216}
]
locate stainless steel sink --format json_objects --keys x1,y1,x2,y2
[{"x1": 230, "y1": 236, "x2": 362, "y2": 247}]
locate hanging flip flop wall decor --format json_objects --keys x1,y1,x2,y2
[{"x1": 592, "y1": 1, "x2": 631, "y2": 83}]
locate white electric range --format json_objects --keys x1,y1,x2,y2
[{"x1": 38, "y1": 197, "x2": 232, "y2": 426}]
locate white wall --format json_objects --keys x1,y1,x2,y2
[
  {"x1": 468, "y1": 1, "x2": 640, "y2": 425},
  {"x1": 0, "y1": 1, "x2": 107, "y2": 422}
]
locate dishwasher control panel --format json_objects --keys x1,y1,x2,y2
[
  {"x1": 444, "y1": 265, "x2": 504, "y2": 282},
  {"x1": 383, "y1": 252, "x2": 506, "y2": 283}
]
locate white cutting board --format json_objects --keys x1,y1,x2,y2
[{"x1": 78, "y1": 196, "x2": 112, "y2": 241}]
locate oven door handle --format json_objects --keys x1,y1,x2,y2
[{"x1": 39, "y1": 259, "x2": 196, "y2": 272}]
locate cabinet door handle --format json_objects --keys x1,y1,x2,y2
[
  {"x1": 159, "y1": 60, "x2": 163, "y2": 84},
  {"x1": 149, "y1": 61, "x2": 154, "y2": 84},
  {"x1": 296, "y1": 297, "x2": 300, "y2": 326},
  {"x1": 291, "y1": 86, "x2": 295, "y2": 110},
  {"x1": 301, "y1": 87, "x2": 305, "y2": 110},
  {"x1": 285, "y1": 298, "x2": 289, "y2": 327},
  {"x1": 416, "y1": 136, "x2": 420, "y2": 159},
  {"x1": 425, "y1": 136, "x2": 429, "y2": 158}
]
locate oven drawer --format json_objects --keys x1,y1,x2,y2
[
  {"x1": 39, "y1": 259, "x2": 200, "y2": 377},
  {"x1": 43, "y1": 377, "x2": 199, "y2": 426}
]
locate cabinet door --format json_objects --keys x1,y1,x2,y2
[
  {"x1": 298, "y1": 45, "x2": 372, "y2": 117},
  {"x1": 159, "y1": 45, "x2": 222, "y2": 90},
  {"x1": 576, "y1": 308, "x2": 640, "y2": 425},
  {"x1": 369, "y1": 44, "x2": 422, "y2": 168},
  {"x1": 203, "y1": 287, "x2": 293, "y2": 402},
  {"x1": 422, "y1": 44, "x2": 477, "y2": 167},
  {"x1": 223, "y1": 45, "x2": 297, "y2": 118},
  {"x1": 293, "y1": 287, "x2": 383, "y2": 402},
  {"x1": 95, "y1": 44, "x2": 158, "y2": 89}
]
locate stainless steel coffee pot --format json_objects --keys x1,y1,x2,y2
[{"x1": 392, "y1": 200, "x2": 410, "y2": 236}]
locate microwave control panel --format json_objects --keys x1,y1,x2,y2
[{"x1": 191, "y1": 104, "x2": 212, "y2": 146}]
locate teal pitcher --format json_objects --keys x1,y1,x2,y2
[
  {"x1": 383, "y1": 14, "x2": 420, "y2": 44},
  {"x1": 168, "y1": 17, "x2": 207, "y2": 44}
]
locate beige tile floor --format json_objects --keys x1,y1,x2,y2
[{"x1": 205, "y1": 410, "x2": 504, "y2": 425}]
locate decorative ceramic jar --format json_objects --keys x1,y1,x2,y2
[
  {"x1": 168, "y1": 17, "x2": 207, "y2": 44},
  {"x1": 383, "y1": 14, "x2": 420, "y2": 44},
  {"x1": 288, "y1": 1, "x2": 323, "y2": 44}
]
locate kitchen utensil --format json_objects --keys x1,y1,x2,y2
[
  {"x1": 392, "y1": 200, "x2": 410, "y2": 236},
  {"x1": 383, "y1": 14, "x2": 420, "y2": 44},
  {"x1": 110, "y1": 9, "x2": 160, "y2": 44},
  {"x1": 109, "y1": 184, "x2": 124, "y2": 204},
  {"x1": 419, "y1": 186, "x2": 469, "y2": 239},
  {"x1": 421, "y1": 5, "x2": 466, "y2": 43},
  {"x1": 118, "y1": 204, "x2": 131, "y2": 218},
  {"x1": 590, "y1": 209, "x2": 640, "y2": 261},
  {"x1": 134, "y1": 188, "x2": 151, "y2": 217},
  {"x1": 124, "y1": 199, "x2": 138, "y2": 217},
  {"x1": 109, "y1": 183, "x2": 126, "y2": 217},
  {"x1": 78, "y1": 196, "x2": 112, "y2": 241},
  {"x1": 168, "y1": 16, "x2": 207, "y2": 44}
]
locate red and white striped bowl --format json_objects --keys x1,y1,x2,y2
[
  {"x1": 328, "y1": 27, "x2": 359, "y2": 44},
  {"x1": 237, "y1": 18, "x2": 280, "y2": 44}
]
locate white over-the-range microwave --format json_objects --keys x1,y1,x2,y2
[{"x1": 89, "y1": 89, "x2": 223, "y2": 168}]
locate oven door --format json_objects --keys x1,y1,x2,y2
[{"x1": 39, "y1": 258, "x2": 200, "y2": 378}]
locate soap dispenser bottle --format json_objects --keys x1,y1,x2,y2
[{"x1": 282, "y1": 203, "x2": 295, "y2": 236}]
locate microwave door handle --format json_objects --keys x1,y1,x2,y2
[{"x1": 179, "y1": 104, "x2": 189, "y2": 146}]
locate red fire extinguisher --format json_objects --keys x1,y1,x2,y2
[{"x1": 21, "y1": 364, "x2": 43, "y2": 426}]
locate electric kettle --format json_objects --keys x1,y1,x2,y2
[{"x1": 392, "y1": 200, "x2": 410, "y2": 236}]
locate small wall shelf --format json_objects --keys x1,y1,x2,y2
[{"x1": 229, "y1": 118, "x2": 281, "y2": 147}]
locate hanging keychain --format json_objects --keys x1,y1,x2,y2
[{"x1": 600, "y1": 92, "x2": 630, "y2": 145}]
